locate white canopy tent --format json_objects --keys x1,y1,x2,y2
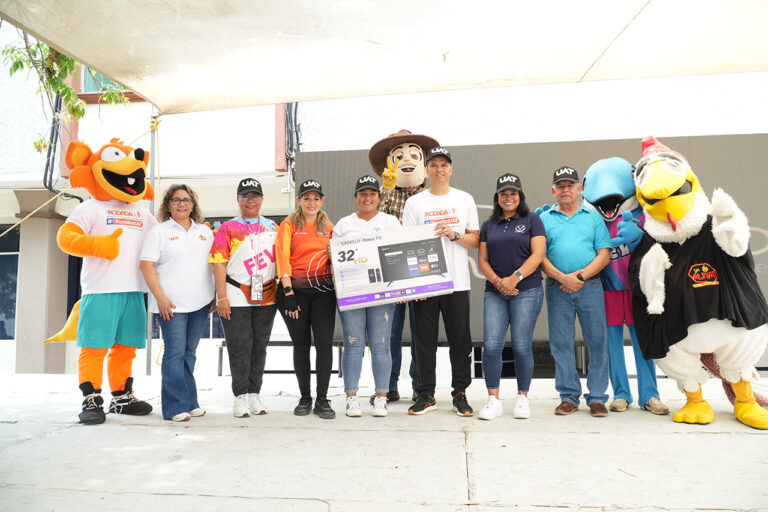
[{"x1": 1, "y1": 0, "x2": 766, "y2": 114}]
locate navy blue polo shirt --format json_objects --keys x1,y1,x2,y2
[{"x1": 479, "y1": 212, "x2": 546, "y2": 294}]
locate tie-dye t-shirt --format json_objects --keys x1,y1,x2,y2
[{"x1": 208, "y1": 216, "x2": 278, "y2": 306}]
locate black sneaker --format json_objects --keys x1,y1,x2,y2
[
  {"x1": 408, "y1": 395, "x2": 437, "y2": 415},
  {"x1": 294, "y1": 396, "x2": 312, "y2": 416},
  {"x1": 108, "y1": 377, "x2": 152, "y2": 415},
  {"x1": 78, "y1": 382, "x2": 106, "y2": 425},
  {"x1": 313, "y1": 398, "x2": 336, "y2": 419},
  {"x1": 452, "y1": 391, "x2": 474, "y2": 417}
]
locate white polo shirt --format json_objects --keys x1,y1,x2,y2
[
  {"x1": 332, "y1": 211, "x2": 402, "y2": 238},
  {"x1": 140, "y1": 219, "x2": 215, "y2": 313}
]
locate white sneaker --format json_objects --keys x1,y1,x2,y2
[
  {"x1": 171, "y1": 412, "x2": 191, "y2": 422},
  {"x1": 372, "y1": 395, "x2": 388, "y2": 417},
  {"x1": 478, "y1": 396, "x2": 503, "y2": 420},
  {"x1": 189, "y1": 408, "x2": 206, "y2": 417},
  {"x1": 345, "y1": 395, "x2": 363, "y2": 417},
  {"x1": 513, "y1": 394, "x2": 531, "y2": 419},
  {"x1": 248, "y1": 393, "x2": 267, "y2": 415},
  {"x1": 233, "y1": 394, "x2": 250, "y2": 418}
]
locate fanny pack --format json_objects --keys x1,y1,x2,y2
[{"x1": 226, "y1": 276, "x2": 275, "y2": 304}]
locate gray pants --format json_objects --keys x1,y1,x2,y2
[{"x1": 220, "y1": 305, "x2": 277, "y2": 396}]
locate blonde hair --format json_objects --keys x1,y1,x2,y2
[
  {"x1": 288, "y1": 207, "x2": 331, "y2": 235},
  {"x1": 158, "y1": 184, "x2": 204, "y2": 223}
]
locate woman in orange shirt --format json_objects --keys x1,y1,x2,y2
[{"x1": 275, "y1": 179, "x2": 337, "y2": 419}]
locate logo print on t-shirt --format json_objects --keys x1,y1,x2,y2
[
  {"x1": 687, "y1": 263, "x2": 719, "y2": 288},
  {"x1": 514, "y1": 225, "x2": 526, "y2": 234}
]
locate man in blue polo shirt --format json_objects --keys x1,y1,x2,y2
[{"x1": 540, "y1": 166, "x2": 612, "y2": 417}]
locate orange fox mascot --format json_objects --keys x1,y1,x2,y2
[{"x1": 50, "y1": 138, "x2": 157, "y2": 424}]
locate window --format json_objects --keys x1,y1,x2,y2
[
  {"x1": 0, "y1": 226, "x2": 20, "y2": 340},
  {"x1": 81, "y1": 67, "x2": 120, "y2": 93}
]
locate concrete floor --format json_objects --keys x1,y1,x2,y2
[{"x1": 1, "y1": 374, "x2": 767, "y2": 511}]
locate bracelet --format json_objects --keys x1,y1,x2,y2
[
  {"x1": 216, "y1": 297, "x2": 229, "y2": 304},
  {"x1": 493, "y1": 276, "x2": 501, "y2": 288}
]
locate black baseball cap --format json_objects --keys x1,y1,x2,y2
[
  {"x1": 495, "y1": 173, "x2": 523, "y2": 193},
  {"x1": 552, "y1": 166, "x2": 579, "y2": 184},
  {"x1": 298, "y1": 179, "x2": 324, "y2": 197},
  {"x1": 354, "y1": 174, "x2": 380, "y2": 193},
  {"x1": 237, "y1": 177, "x2": 263, "y2": 196},
  {"x1": 425, "y1": 146, "x2": 452, "y2": 164}
]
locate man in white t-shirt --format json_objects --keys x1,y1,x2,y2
[{"x1": 402, "y1": 147, "x2": 480, "y2": 416}]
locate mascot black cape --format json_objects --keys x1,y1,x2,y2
[
  {"x1": 628, "y1": 136, "x2": 768, "y2": 429},
  {"x1": 47, "y1": 138, "x2": 157, "y2": 424}
]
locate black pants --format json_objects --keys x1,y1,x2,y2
[
  {"x1": 220, "y1": 305, "x2": 276, "y2": 396},
  {"x1": 412, "y1": 291, "x2": 472, "y2": 397},
  {"x1": 276, "y1": 286, "x2": 337, "y2": 399}
]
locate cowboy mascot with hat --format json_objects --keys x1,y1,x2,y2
[{"x1": 366, "y1": 129, "x2": 439, "y2": 402}]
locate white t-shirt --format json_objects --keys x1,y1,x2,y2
[
  {"x1": 332, "y1": 211, "x2": 402, "y2": 238},
  {"x1": 67, "y1": 199, "x2": 158, "y2": 294},
  {"x1": 402, "y1": 188, "x2": 479, "y2": 291},
  {"x1": 140, "y1": 219, "x2": 215, "y2": 313}
]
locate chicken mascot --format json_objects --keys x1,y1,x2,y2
[
  {"x1": 628, "y1": 136, "x2": 768, "y2": 429},
  {"x1": 48, "y1": 138, "x2": 157, "y2": 424},
  {"x1": 582, "y1": 157, "x2": 668, "y2": 415}
]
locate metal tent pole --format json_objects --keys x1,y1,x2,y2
[{"x1": 146, "y1": 121, "x2": 157, "y2": 375}]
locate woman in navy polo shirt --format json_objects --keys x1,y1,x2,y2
[{"x1": 477, "y1": 174, "x2": 546, "y2": 420}]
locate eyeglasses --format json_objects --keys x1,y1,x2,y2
[
  {"x1": 170, "y1": 198, "x2": 193, "y2": 205},
  {"x1": 238, "y1": 193, "x2": 262, "y2": 201}
]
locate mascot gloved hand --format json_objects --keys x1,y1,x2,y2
[
  {"x1": 48, "y1": 138, "x2": 158, "y2": 425},
  {"x1": 583, "y1": 157, "x2": 669, "y2": 415},
  {"x1": 629, "y1": 136, "x2": 768, "y2": 429}
]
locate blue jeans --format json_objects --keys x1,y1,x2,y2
[
  {"x1": 159, "y1": 305, "x2": 209, "y2": 419},
  {"x1": 545, "y1": 278, "x2": 609, "y2": 406},
  {"x1": 339, "y1": 304, "x2": 394, "y2": 394},
  {"x1": 388, "y1": 302, "x2": 419, "y2": 391},
  {"x1": 608, "y1": 324, "x2": 659, "y2": 405},
  {"x1": 482, "y1": 287, "x2": 543, "y2": 390}
]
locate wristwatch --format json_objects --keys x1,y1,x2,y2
[
  {"x1": 577, "y1": 273, "x2": 585, "y2": 282},
  {"x1": 513, "y1": 270, "x2": 524, "y2": 280},
  {"x1": 283, "y1": 285, "x2": 293, "y2": 294},
  {"x1": 452, "y1": 231, "x2": 461, "y2": 242}
]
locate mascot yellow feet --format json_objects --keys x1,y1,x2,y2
[
  {"x1": 672, "y1": 387, "x2": 714, "y2": 425},
  {"x1": 732, "y1": 380, "x2": 768, "y2": 430},
  {"x1": 44, "y1": 300, "x2": 80, "y2": 343}
]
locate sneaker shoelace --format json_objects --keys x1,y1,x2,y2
[{"x1": 83, "y1": 393, "x2": 101, "y2": 408}]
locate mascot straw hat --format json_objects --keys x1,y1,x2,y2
[{"x1": 368, "y1": 129, "x2": 439, "y2": 176}]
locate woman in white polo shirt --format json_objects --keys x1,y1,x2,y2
[
  {"x1": 140, "y1": 184, "x2": 215, "y2": 422},
  {"x1": 332, "y1": 175, "x2": 402, "y2": 417}
]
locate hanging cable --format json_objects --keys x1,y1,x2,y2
[{"x1": 285, "y1": 101, "x2": 301, "y2": 188}]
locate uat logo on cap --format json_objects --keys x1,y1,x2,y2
[
  {"x1": 359, "y1": 176, "x2": 377, "y2": 184},
  {"x1": 304, "y1": 180, "x2": 320, "y2": 188},
  {"x1": 499, "y1": 175, "x2": 518, "y2": 183},
  {"x1": 241, "y1": 179, "x2": 260, "y2": 187},
  {"x1": 555, "y1": 167, "x2": 575, "y2": 176}
]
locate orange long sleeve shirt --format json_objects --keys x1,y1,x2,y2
[{"x1": 275, "y1": 218, "x2": 333, "y2": 289}]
